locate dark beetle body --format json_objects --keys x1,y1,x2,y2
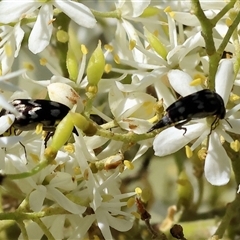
[
  {"x1": 0, "y1": 99, "x2": 71, "y2": 132},
  {"x1": 148, "y1": 89, "x2": 225, "y2": 132}
]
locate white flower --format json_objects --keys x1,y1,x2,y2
[
  {"x1": 0, "y1": 23, "x2": 24, "y2": 74},
  {"x1": 0, "y1": 0, "x2": 96, "y2": 53},
  {"x1": 153, "y1": 59, "x2": 238, "y2": 186},
  {"x1": 69, "y1": 134, "x2": 135, "y2": 239}
]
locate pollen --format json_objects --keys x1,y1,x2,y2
[
  {"x1": 104, "y1": 64, "x2": 112, "y2": 73},
  {"x1": 40, "y1": 58, "x2": 47, "y2": 66},
  {"x1": 36, "y1": 123, "x2": 43, "y2": 134},
  {"x1": 190, "y1": 77, "x2": 202, "y2": 86},
  {"x1": 131, "y1": 211, "x2": 141, "y2": 219},
  {"x1": 124, "y1": 160, "x2": 134, "y2": 170},
  {"x1": 30, "y1": 153, "x2": 40, "y2": 163},
  {"x1": 230, "y1": 140, "x2": 240, "y2": 152},
  {"x1": 64, "y1": 143, "x2": 75, "y2": 153},
  {"x1": 226, "y1": 18, "x2": 233, "y2": 27},
  {"x1": 114, "y1": 54, "x2": 120, "y2": 64},
  {"x1": 230, "y1": 93, "x2": 240, "y2": 102},
  {"x1": 81, "y1": 44, "x2": 88, "y2": 55},
  {"x1": 73, "y1": 166, "x2": 81, "y2": 175},
  {"x1": 129, "y1": 40, "x2": 136, "y2": 50},
  {"x1": 23, "y1": 62, "x2": 34, "y2": 71},
  {"x1": 198, "y1": 148, "x2": 207, "y2": 160},
  {"x1": 56, "y1": 30, "x2": 68, "y2": 43},
  {"x1": 104, "y1": 44, "x2": 113, "y2": 52},
  {"x1": 4, "y1": 43, "x2": 13, "y2": 57},
  {"x1": 164, "y1": 6, "x2": 172, "y2": 13},
  {"x1": 127, "y1": 197, "x2": 135, "y2": 208},
  {"x1": 185, "y1": 145, "x2": 193, "y2": 158},
  {"x1": 135, "y1": 187, "x2": 142, "y2": 195}
]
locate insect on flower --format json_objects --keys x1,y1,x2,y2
[
  {"x1": 147, "y1": 89, "x2": 226, "y2": 134},
  {"x1": 0, "y1": 99, "x2": 76, "y2": 146}
]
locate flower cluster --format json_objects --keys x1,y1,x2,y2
[{"x1": 0, "y1": 0, "x2": 240, "y2": 239}]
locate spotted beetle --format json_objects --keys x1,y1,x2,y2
[
  {"x1": 147, "y1": 89, "x2": 226, "y2": 133},
  {"x1": 0, "y1": 99, "x2": 77, "y2": 146}
]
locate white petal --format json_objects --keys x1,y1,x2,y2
[
  {"x1": 49, "y1": 172, "x2": 77, "y2": 191},
  {"x1": 153, "y1": 123, "x2": 206, "y2": 156},
  {"x1": 118, "y1": 118, "x2": 152, "y2": 134},
  {"x1": 46, "y1": 185, "x2": 86, "y2": 214},
  {"x1": 29, "y1": 186, "x2": 46, "y2": 211},
  {"x1": 48, "y1": 82, "x2": 82, "y2": 110},
  {"x1": 215, "y1": 59, "x2": 234, "y2": 105},
  {"x1": 54, "y1": 0, "x2": 96, "y2": 28},
  {"x1": 0, "y1": 1, "x2": 39, "y2": 23},
  {"x1": 172, "y1": 11, "x2": 199, "y2": 26},
  {"x1": 13, "y1": 23, "x2": 24, "y2": 57},
  {"x1": 68, "y1": 215, "x2": 95, "y2": 239},
  {"x1": 204, "y1": 132, "x2": 231, "y2": 185},
  {"x1": 131, "y1": 1, "x2": 150, "y2": 17},
  {"x1": 133, "y1": 139, "x2": 153, "y2": 161},
  {"x1": 0, "y1": 136, "x2": 22, "y2": 147},
  {"x1": 28, "y1": 4, "x2": 53, "y2": 54},
  {"x1": 168, "y1": 69, "x2": 202, "y2": 96},
  {"x1": 0, "y1": 95, "x2": 20, "y2": 116},
  {"x1": 0, "y1": 114, "x2": 15, "y2": 135},
  {"x1": 223, "y1": 119, "x2": 240, "y2": 134}
]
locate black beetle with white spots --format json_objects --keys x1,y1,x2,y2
[{"x1": 148, "y1": 89, "x2": 226, "y2": 134}]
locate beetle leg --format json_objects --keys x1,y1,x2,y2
[{"x1": 174, "y1": 119, "x2": 191, "y2": 135}]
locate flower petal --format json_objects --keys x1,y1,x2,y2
[
  {"x1": 28, "y1": 4, "x2": 53, "y2": 54},
  {"x1": 204, "y1": 131, "x2": 231, "y2": 185},
  {"x1": 168, "y1": 69, "x2": 202, "y2": 96},
  {"x1": 29, "y1": 186, "x2": 46, "y2": 211},
  {"x1": 46, "y1": 185, "x2": 86, "y2": 214},
  {"x1": 223, "y1": 119, "x2": 240, "y2": 135},
  {"x1": 0, "y1": 1, "x2": 39, "y2": 23},
  {"x1": 153, "y1": 123, "x2": 206, "y2": 156},
  {"x1": 54, "y1": 0, "x2": 96, "y2": 28},
  {"x1": 215, "y1": 59, "x2": 234, "y2": 105}
]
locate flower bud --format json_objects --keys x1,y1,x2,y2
[
  {"x1": 70, "y1": 112, "x2": 97, "y2": 136},
  {"x1": 145, "y1": 28, "x2": 167, "y2": 60},
  {"x1": 87, "y1": 41, "x2": 105, "y2": 86}
]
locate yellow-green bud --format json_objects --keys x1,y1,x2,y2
[
  {"x1": 70, "y1": 112, "x2": 97, "y2": 136},
  {"x1": 50, "y1": 113, "x2": 74, "y2": 151},
  {"x1": 87, "y1": 41, "x2": 105, "y2": 85},
  {"x1": 145, "y1": 28, "x2": 167, "y2": 59},
  {"x1": 66, "y1": 49, "x2": 78, "y2": 81},
  {"x1": 140, "y1": 7, "x2": 160, "y2": 17}
]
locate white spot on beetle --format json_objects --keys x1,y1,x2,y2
[
  {"x1": 50, "y1": 102, "x2": 61, "y2": 107},
  {"x1": 177, "y1": 106, "x2": 186, "y2": 114},
  {"x1": 51, "y1": 109, "x2": 61, "y2": 117}
]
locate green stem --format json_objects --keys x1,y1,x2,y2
[
  {"x1": 211, "y1": 0, "x2": 236, "y2": 26},
  {"x1": 91, "y1": 9, "x2": 121, "y2": 19},
  {"x1": 6, "y1": 159, "x2": 49, "y2": 180},
  {"x1": 217, "y1": 11, "x2": 240, "y2": 55},
  {"x1": 96, "y1": 128, "x2": 157, "y2": 143},
  {"x1": 191, "y1": 0, "x2": 240, "y2": 90},
  {"x1": 191, "y1": 0, "x2": 217, "y2": 89},
  {"x1": 191, "y1": 0, "x2": 216, "y2": 55},
  {"x1": 0, "y1": 207, "x2": 68, "y2": 221},
  {"x1": 33, "y1": 218, "x2": 55, "y2": 240},
  {"x1": 213, "y1": 194, "x2": 240, "y2": 238},
  {"x1": 17, "y1": 221, "x2": 29, "y2": 240}
]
